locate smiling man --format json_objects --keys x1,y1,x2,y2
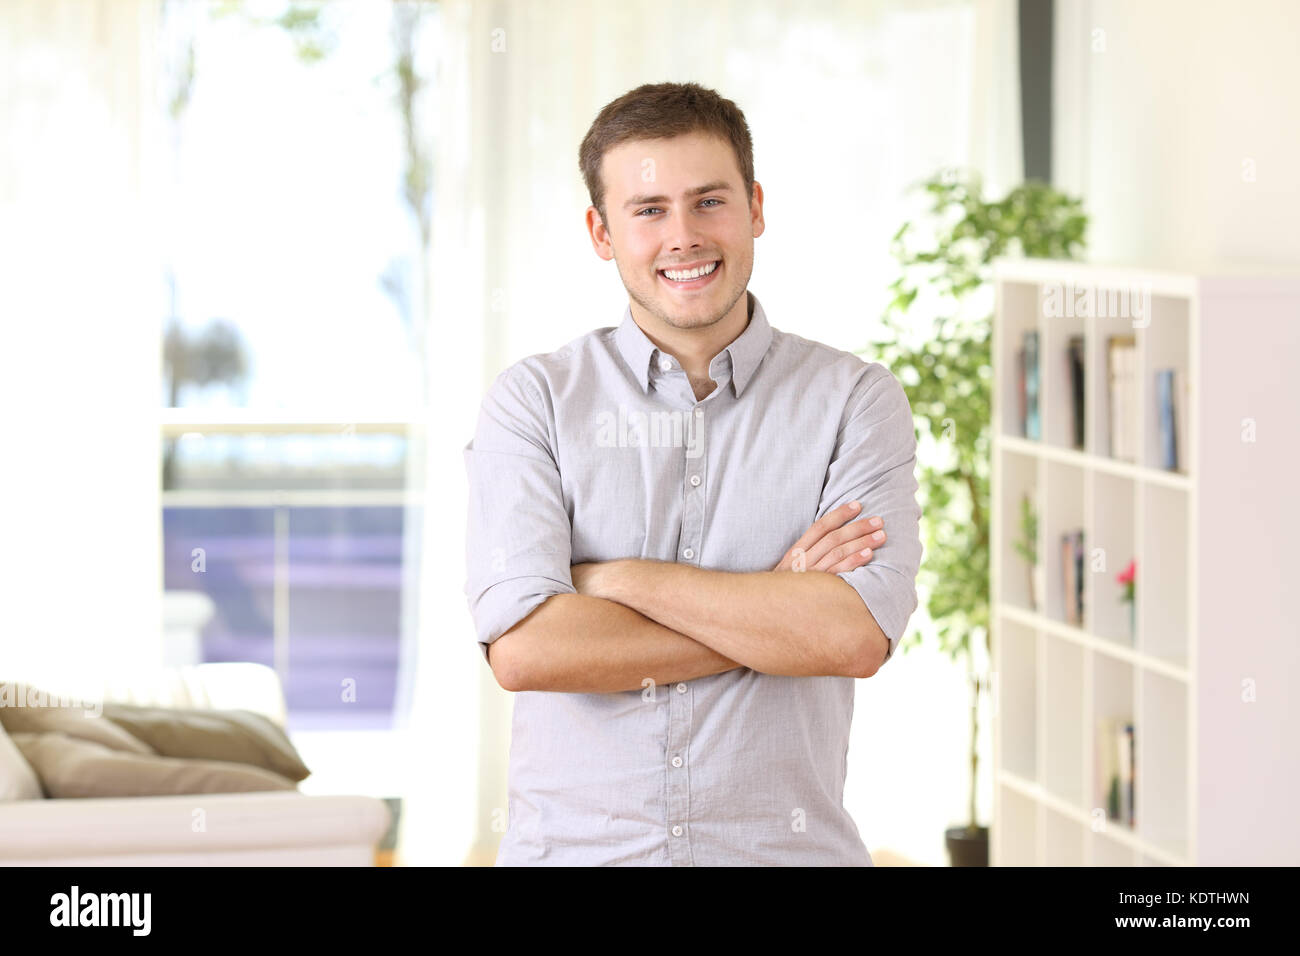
[{"x1": 463, "y1": 82, "x2": 923, "y2": 866}]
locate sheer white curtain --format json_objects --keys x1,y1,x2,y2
[
  {"x1": 0, "y1": 1, "x2": 164, "y2": 686},
  {"x1": 403, "y1": 0, "x2": 1021, "y2": 865}
]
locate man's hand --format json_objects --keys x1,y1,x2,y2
[
  {"x1": 773, "y1": 500, "x2": 886, "y2": 574},
  {"x1": 575, "y1": 500, "x2": 885, "y2": 592}
]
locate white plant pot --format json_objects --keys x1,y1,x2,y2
[{"x1": 1030, "y1": 565, "x2": 1046, "y2": 613}]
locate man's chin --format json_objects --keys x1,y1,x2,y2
[
  {"x1": 659, "y1": 309, "x2": 722, "y2": 331},
  {"x1": 653, "y1": 292, "x2": 727, "y2": 327}
]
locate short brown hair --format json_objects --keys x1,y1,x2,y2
[{"x1": 578, "y1": 81, "x2": 755, "y2": 227}]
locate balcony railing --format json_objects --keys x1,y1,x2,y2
[{"x1": 161, "y1": 413, "x2": 426, "y2": 732}]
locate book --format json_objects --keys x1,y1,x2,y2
[
  {"x1": 1106, "y1": 335, "x2": 1137, "y2": 461},
  {"x1": 1175, "y1": 369, "x2": 1189, "y2": 474},
  {"x1": 1074, "y1": 531, "x2": 1085, "y2": 623},
  {"x1": 1097, "y1": 718, "x2": 1136, "y2": 826},
  {"x1": 1062, "y1": 534, "x2": 1075, "y2": 623},
  {"x1": 1129, "y1": 722, "x2": 1137, "y2": 828},
  {"x1": 1016, "y1": 346, "x2": 1026, "y2": 436},
  {"x1": 1155, "y1": 368, "x2": 1178, "y2": 470},
  {"x1": 1067, "y1": 335, "x2": 1086, "y2": 450},
  {"x1": 1060, "y1": 529, "x2": 1084, "y2": 624},
  {"x1": 1024, "y1": 330, "x2": 1040, "y2": 440},
  {"x1": 1118, "y1": 722, "x2": 1135, "y2": 828},
  {"x1": 1123, "y1": 343, "x2": 1135, "y2": 460}
]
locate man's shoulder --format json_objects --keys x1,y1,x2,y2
[
  {"x1": 486, "y1": 325, "x2": 619, "y2": 399},
  {"x1": 502, "y1": 326, "x2": 617, "y2": 383},
  {"x1": 769, "y1": 327, "x2": 901, "y2": 392}
]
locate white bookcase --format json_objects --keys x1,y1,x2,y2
[{"x1": 990, "y1": 259, "x2": 1300, "y2": 866}]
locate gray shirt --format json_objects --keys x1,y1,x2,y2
[{"x1": 463, "y1": 290, "x2": 922, "y2": 865}]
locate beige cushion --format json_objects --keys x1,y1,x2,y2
[
  {"x1": 0, "y1": 721, "x2": 43, "y2": 801},
  {"x1": 0, "y1": 684, "x2": 154, "y2": 755},
  {"x1": 100, "y1": 702, "x2": 311, "y2": 782},
  {"x1": 9, "y1": 732, "x2": 299, "y2": 798}
]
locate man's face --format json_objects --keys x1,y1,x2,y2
[{"x1": 588, "y1": 131, "x2": 764, "y2": 332}]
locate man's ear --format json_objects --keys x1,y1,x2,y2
[{"x1": 586, "y1": 205, "x2": 615, "y2": 261}]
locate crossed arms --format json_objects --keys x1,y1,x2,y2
[
  {"x1": 466, "y1": 364, "x2": 921, "y2": 695},
  {"x1": 487, "y1": 501, "x2": 892, "y2": 693}
]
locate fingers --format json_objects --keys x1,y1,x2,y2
[
  {"x1": 803, "y1": 514, "x2": 886, "y2": 570},
  {"x1": 820, "y1": 537, "x2": 876, "y2": 574},
  {"x1": 785, "y1": 500, "x2": 863, "y2": 559},
  {"x1": 777, "y1": 502, "x2": 887, "y2": 572}
]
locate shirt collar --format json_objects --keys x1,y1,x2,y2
[{"x1": 613, "y1": 290, "x2": 774, "y2": 398}]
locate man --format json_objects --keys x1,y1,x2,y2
[{"x1": 463, "y1": 82, "x2": 922, "y2": 866}]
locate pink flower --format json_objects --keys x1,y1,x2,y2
[{"x1": 1117, "y1": 559, "x2": 1136, "y2": 586}]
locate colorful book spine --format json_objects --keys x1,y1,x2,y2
[
  {"x1": 1156, "y1": 367, "x2": 1178, "y2": 470},
  {"x1": 1119, "y1": 722, "x2": 1135, "y2": 828},
  {"x1": 1016, "y1": 346, "x2": 1026, "y2": 436},
  {"x1": 1024, "y1": 330, "x2": 1040, "y2": 440},
  {"x1": 1097, "y1": 718, "x2": 1136, "y2": 827},
  {"x1": 1068, "y1": 335, "x2": 1086, "y2": 450},
  {"x1": 1060, "y1": 529, "x2": 1085, "y2": 625},
  {"x1": 1062, "y1": 534, "x2": 1075, "y2": 624}
]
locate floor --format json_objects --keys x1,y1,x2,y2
[{"x1": 379, "y1": 846, "x2": 927, "y2": 866}]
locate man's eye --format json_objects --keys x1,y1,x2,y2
[{"x1": 636, "y1": 199, "x2": 720, "y2": 217}]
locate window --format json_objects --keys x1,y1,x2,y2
[{"x1": 158, "y1": 1, "x2": 437, "y2": 731}]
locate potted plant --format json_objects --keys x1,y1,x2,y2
[
  {"x1": 869, "y1": 169, "x2": 1087, "y2": 866},
  {"x1": 1011, "y1": 493, "x2": 1042, "y2": 611},
  {"x1": 1118, "y1": 559, "x2": 1136, "y2": 642}
]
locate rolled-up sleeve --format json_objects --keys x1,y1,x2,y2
[
  {"x1": 819, "y1": 364, "x2": 923, "y2": 667},
  {"x1": 463, "y1": 365, "x2": 576, "y2": 664}
]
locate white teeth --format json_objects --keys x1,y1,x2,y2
[{"x1": 662, "y1": 261, "x2": 718, "y2": 281}]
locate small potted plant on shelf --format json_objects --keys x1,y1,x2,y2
[
  {"x1": 1118, "y1": 559, "x2": 1136, "y2": 642},
  {"x1": 1012, "y1": 493, "x2": 1042, "y2": 612}
]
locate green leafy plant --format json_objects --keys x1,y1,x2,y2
[
  {"x1": 1012, "y1": 492, "x2": 1039, "y2": 610},
  {"x1": 1011, "y1": 492, "x2": 1038, "y2": 567},
  {"x1": 869, "y1": 169, "x2": 1087, "y2": 845}
]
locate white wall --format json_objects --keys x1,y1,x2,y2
[{"x1": 1055, "y1": 0, "x2": 1300, "y2": 268}]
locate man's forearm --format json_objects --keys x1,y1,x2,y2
[
  {"x1": 595, "y1": 560, "x2": 886, "y2": 678},
  {"x1": 490, "y1": 593, "x2": 743, "y2": 694}
]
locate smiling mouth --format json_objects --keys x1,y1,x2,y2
[{"x1": 658, "y1": 259, "x2": 721, "y2": 287}]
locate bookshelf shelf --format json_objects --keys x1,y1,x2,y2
[
  {"x1": 996, "y1": 768, "x2": 1186, "y2": 866},
  {"x1": 990, "y1": 259, "x2": 1300, "y2": 867},
  {"x1": 998, "y1": 604, "x2": 1190, "y2": 682},
  {"x1": 996, "y1": 435, "x2": 1193, "y2": 490}
]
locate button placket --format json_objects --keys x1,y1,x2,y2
[
  {"x1": 665, "y1": 677, "x2": 694, "y2": 865},
  {"x1": 667, "y1": 402, "x2": 705, "y2": 863},
  {"x1": 680, "y1": 406, "x2": 706, "y2": 564}
]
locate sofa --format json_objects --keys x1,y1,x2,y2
[{"x1": 0, "y1": 662, "x2": 391, "y2": 866}]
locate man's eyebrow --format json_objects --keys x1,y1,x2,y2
[{"x1": 622, "y1": 181, "x2": 733, "y2": 210}]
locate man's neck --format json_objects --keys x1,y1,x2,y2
[{"x1": 634, "y1": 292, "x2": 752, "y2": 391}]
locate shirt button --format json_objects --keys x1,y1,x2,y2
[
  {"x1": 676, "y1": 683, "x2": 687, "y2": 694},
  {"x1": 671, "y1": 825, "x2": 683, "y2": 837},
  {"x1": 695, "y1": 408, "x2": 703, "y2": 417},
  {"x1": 659, "y1": 356, "x2": 672, "y2": 372},
  {"x1": 682, "y1": 548, "x2": 694, "y2": 560},
  {"x1": 671, "y1": 755, "x2": 683, "y2": 768},
  {"x1": 689, "y1": 474, "x2": 701, "y2": 486}
]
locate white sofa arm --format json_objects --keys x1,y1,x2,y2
[{"x1": 0, "y1": 791, "x2": 391, "y2": 866}]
